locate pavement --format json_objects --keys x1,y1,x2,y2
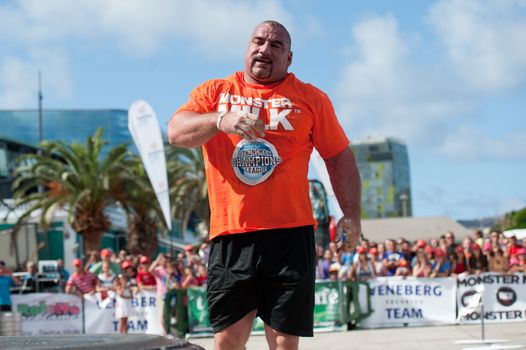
[
  {"x1": 191, "y1": 323, "x2": 526, "y2": 350},
  {"x1": 0, "y1": 334, "x2": 204, "y2": 350}
]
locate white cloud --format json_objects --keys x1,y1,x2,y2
[
  {"x1": 438, "y1": 126, "x2": 526, "y2": 160},
  {"x1": 0, "y1": 50, "x2": 71, "y2": 108},
  {"x1": 0, "y1": 0, "x2": 294, "y2": 108},
  {"x1": 428, "y1": 0, "x2": 526, "y2": 92},
  {"x1": 0, "y1": 0, "x2": 293, "y2": 57},
  {"x1": 335, "y1": 3, "x2": 526, "y2": 161},
  {"x1": 335, "y1": 14, "x2": 468, "y2": 146}
]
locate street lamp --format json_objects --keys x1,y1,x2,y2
[{"x1": 399, "y1": 193, "x2": 409, "y2": 217}]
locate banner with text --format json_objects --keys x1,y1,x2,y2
[
  {"x1": 313, "y1": 280, "x2": 347, "y2": 331},
  {"x1": 457, "y1": 273, "x2": 526, "y2": 323},
  {"x1": 185, "y1": 282, "x2": 348, "y2": 336},
  {"x1": 84, "y1": 291, "x2": 163, "y2": 335},
  {"x1": 128, "y1": 100, "x2": 171, "y2": 230},
  {"x1": 360, "y1": 277, "x2": 456, "y2": 328},
  {"x1": 12, "y1": 293, "x2": 82, "y2": 335}
]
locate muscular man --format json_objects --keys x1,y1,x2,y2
[{"x1": 168, "y1": 20, "x2": 361, "y2": 350}]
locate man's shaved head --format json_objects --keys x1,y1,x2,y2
[
  {"x1": 256, "y1": 20, "x2": 292, "y2": 49},
  {"x1": 244, "y1": 20, "x2": 293, "y2": 84}
]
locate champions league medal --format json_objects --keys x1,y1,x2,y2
[{"x1": 231, "y1": 138, "x2": 282, "y2": 185}]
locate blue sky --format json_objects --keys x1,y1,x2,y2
[{"x1": 0, "y1": 0, "x2": 525, "y2": 220}]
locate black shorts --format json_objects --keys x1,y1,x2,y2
[{"x1": 207, "y1": 225, "x2": 316, "y2": 337}]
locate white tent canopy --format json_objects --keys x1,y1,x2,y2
[{"x1": 503, "y1": 229, "x2": 526, "y2": 240}]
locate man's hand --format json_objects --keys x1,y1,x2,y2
[
  {"x1": 335, "y1": 216, "x2": 361, "y2": 252},
  {"x1": 219, "y1": 111, "x2": 265, "y2": 140}
]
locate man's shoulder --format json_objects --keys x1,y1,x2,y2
[
  {"x1": 196, "y1": 73, "x2": 237, "y2": 90},
  {"x1": 287, "y1": 73, "x2": 329, "y2": 99}
]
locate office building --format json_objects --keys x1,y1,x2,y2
[
  {"x1": 0, "y1": 109, "x2": 130, "y2": 150},
  {"x1": 351, "y1": 137, "x2": 411, "y2": 218}
]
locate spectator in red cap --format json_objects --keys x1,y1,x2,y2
[
  {"x1": 430, "y1": 249, "x2": 451, "y2": 278},
  {"x1": 114, "y1": 260, "x2": 137, "y2": 334},
  {"x1": 89, "y1": 248, "x2": 120, "y2": 275},
  {"x1": 416, "y1": 240, "x2": 427, "y2": 249},
  {"x1": 412, "y1": 249, "x2": 432, "y2": 277},
  {"x1": 350, "y1": 246, "x2": 376, "y2": 281},
  {"x1": 452, "y1": 245, "x2": 469, "y2": 275},
  {"x1": 507, "y1": 248, "x2": 526, "y2": 274},
  {"x1": 395, "y1": 259, "x2": 411, "y2": 277},
  {"x1": 149, "y1": 253, "x2": 171, "y2": 297},
  {"x1": 368, "y1": 247, "x2": 384, "y2": 276},
  {"x1": 507, "y1": 235, "x2": 524, "y2": 266},
  {"x1": 184, "y1": 245, "x2": 196, "y2": 268},
  {"x1": 468, "y1": 243, "x2": 488, "y2": 274},
  {"x1": 65, "y1": 258, "x2": 98, "y2": 295},
  {"x1": 424, "y1": 245, "x2": 435, "y2": 260},
  {"x1": 136, "y1": 256, "x2": 157, "y2": 291}
]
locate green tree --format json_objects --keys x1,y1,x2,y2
[
  {"x1": 500, "y1": 207, "x2": 526, "y2": 230},
  {"x1": 122, "y1": 157, "x2": 165, "y2": 256},
  {"x1": 12, "y1": 129, "x2": 136, "y2": 254},
  {"x1": 166, "y1": 146, "x2": 209, "y2": 237}
]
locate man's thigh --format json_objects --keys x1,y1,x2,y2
[
  {"x1": 207, "y1": 232, "x2": 260, "y2": 333},
  {"x1": 258, "y1": 226, "x2": 316, "y2": 337}
]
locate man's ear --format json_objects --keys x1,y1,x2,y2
[{"x1": 287, "y1": 51, "x2": 293, "y2": 67}]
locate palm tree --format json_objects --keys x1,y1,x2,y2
[
  {"x1": 122, "y1": 157, "x2": 165, "y2": 256},
  {"x1": 12, "y1": 128, "x2": 136, "y2": 254},
  {"x1": 166, "y1": 146, "x2": 209, "y2": 237}
]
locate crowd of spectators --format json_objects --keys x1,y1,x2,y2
[
  {"x1": 0, "y1": 242, "x2": 211, "y2": 328},
  {"x1": 63, "y1": 243, "x2": 210, "y2": 334},
  {"x1": 62, "y1": 243, "x2": 211, "y2": 296},
  {"x1": 316, "y1": 230, "x2": 526, "y2": 281},
  {"x1": 1, "y1": 229, "x2": 525, "y2": 320}
]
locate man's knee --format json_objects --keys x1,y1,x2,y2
[
  {"x1": 214, "y1": 333, "x2": 248, "y2": 350},
  {"x1": 265, "y1": 325, "x2": 299, "y2": 350},
  {"x1": 276, "y1": 335, "x2": 299, "y2": 350},
  {"x1": 214, "y1": 310, "x2": 256, "y2": 350}
]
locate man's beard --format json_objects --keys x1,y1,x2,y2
[{"x1": 251, "y1": 60, "x2": 273, "y2": 79}]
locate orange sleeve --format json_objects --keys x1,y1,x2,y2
[
  {"x1": 312, "y1": 92, "x2": 350, "y2": 159},
  {"x1": 176, "y1": 79, "x2": 223, "y2": 114}
]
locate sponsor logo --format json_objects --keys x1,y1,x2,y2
[
  {"x1": 496, "y1": 286, "x2": 517, "y2": 307},
  {"x1": 17, "y1": 301, "x2": 80, "y2": 319},
  {"x1": 218, "y1": 93, "x2": 296, "y2": 131},
  {"x1": 460, "y1": 290, "x2": 479, "y2": 307},
  {"x1": 231, "y1": 138, "x2": 282, "y2": 185}
]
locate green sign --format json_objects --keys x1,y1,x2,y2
[
  {"x1": 185, "y1": 281, "x2": 351, "y2": 336},
  {"x1": 187, "y1": 287, "x2": 213, "y2": 334},
  {"x1": 313, "y1": 280, "x2": 346, "y2": 331}
]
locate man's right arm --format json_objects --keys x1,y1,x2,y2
[
  {"x1": 168, "y1": 111, "x2": 218, "y2": 148},
  {"x1": 168, "y1": 111, "x2": 265, "y2": 148}
]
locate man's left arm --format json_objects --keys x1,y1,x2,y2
[{"x1": 324, "y1": 147, "x2": 362, "y2": 252}]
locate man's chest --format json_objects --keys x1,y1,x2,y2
[{"x1": 216, "y1": 90, "x2": 313, "y2": 136}]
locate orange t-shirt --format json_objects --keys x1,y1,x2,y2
[{"x1": 177, "y1": 71, "x2": 349, "y2": 240}]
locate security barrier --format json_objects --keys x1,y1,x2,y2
[
  {"x1": 181, "y1": 280, "x2": 373, "y2": 336},
  {"x1": 8, "y1": 274, "x2": 526, "y2": 337},
  {"x1": 164, "y1": 289, "x2": 188, "y2": 338}
]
